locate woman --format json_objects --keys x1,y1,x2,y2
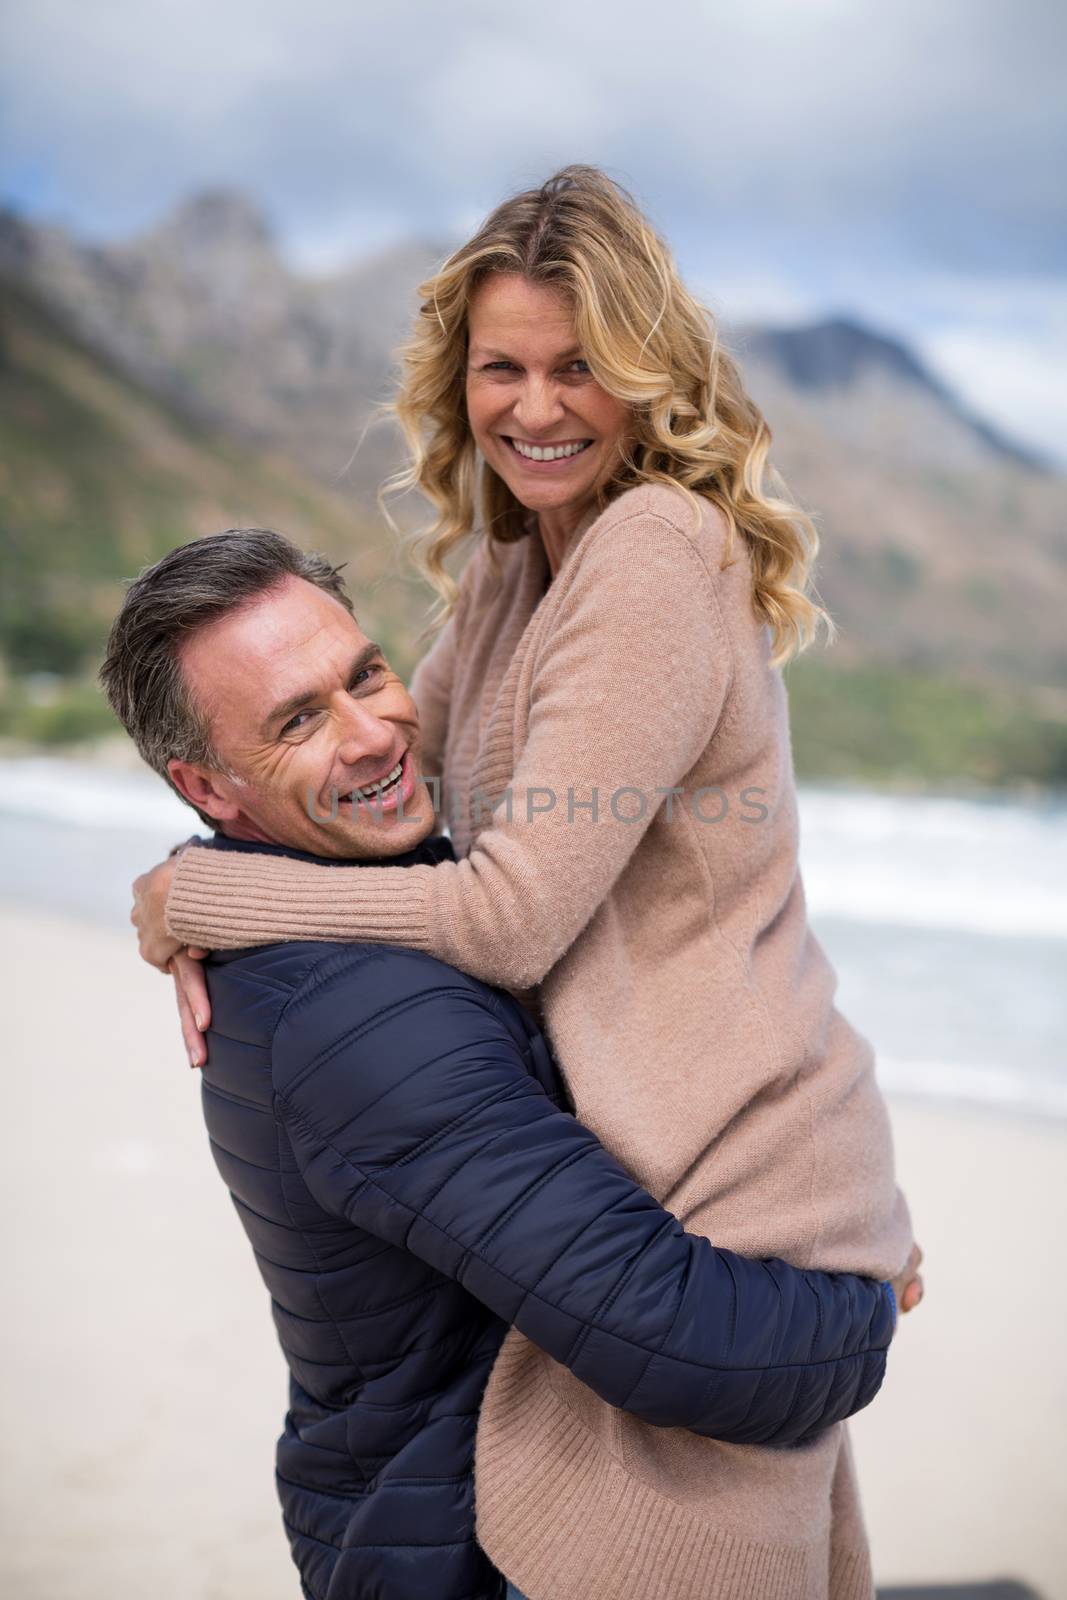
[{"x1": 134, "y1": 166, "x2": 920, "y2": 1599}]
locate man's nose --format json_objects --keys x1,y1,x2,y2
[
  {"x1": 513, "y1": 376, "x2": 565, "y2": 436},
  {"x1": 333, "y1": 694, "x2": 395, "y2": 765}
]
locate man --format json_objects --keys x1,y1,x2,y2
[{"x1": 101, "y1": 529, "x2": 902, "y2": 1600}]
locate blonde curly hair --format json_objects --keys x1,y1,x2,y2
[{"x1": 383, "y1": 164, "x2": 831, "y2": 665}]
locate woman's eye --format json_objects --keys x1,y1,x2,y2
[
  {"x1": 566, "y1": 359, "x2": 591, "y2": 375},
  {"x1": 484, "y1": 361, "x2": 516, "y2": 372}
]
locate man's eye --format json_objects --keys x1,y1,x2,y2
[
  {"x1": 351, "y1": 664, "x2": 383, "y2": 689},
  {"x1": 279, "y1": 665, "x2": 384, "y2": 737}
]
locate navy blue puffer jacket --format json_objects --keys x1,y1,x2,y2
[{"x1": 198, "y1": 834, "x2": 896, "y2": 1600}]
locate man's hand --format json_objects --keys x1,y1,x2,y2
[
  {"x1": 132, "y1": 852, "x2": 212, "y2": 1067},
  {"x1": 131, "y1": 856, "x2": 184, "y2": 970},
  {"x1": 168, "y1": 948, "x2": 211, "y2": 1069},
  {"x1": 890, "y1": 1242, "x2": 924, "y2": 1319}
]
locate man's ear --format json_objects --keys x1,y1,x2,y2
[{"x1": 167, "y1": 759, "x2": 241, "y2": 823}]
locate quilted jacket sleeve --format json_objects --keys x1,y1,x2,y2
[{"x1": 271, "y1": 948, "x2": 896, "y2": 1448}]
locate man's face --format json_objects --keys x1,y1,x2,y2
[{"x1": 169, "y1": 575, "x2": 437, "y2": 858}]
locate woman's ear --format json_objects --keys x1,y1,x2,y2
[{"x1": 167, "y1": 758, "x2": 241, "y2": 823}]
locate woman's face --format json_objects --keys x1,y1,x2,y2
[{"x1": 465, "y1": 273, "x2": 632, "y2": 535}]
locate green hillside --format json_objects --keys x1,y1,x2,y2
[
  {"x1": 785, "y1": 658, "x2": 1067, "y2": 790},
  {"x1": 0, "y1": 277, "x2": 430, "y2": 740}
]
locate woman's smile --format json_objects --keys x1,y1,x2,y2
[{"x1": 502, "y1": 435, "x2": 595, "y2": 465}]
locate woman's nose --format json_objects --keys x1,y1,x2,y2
[{"x1": 513, "y1": 378, "x2": 565, "y2": 436}]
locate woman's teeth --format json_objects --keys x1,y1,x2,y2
[
  {"x1": 509, "y1": 438, "x2": 592, "y2": 461},
  {"x1": 354, "y1": 759, "x2": 403, "y2": 801}
]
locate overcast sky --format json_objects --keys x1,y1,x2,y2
[{"x1": 2, "y1": 0, "x2": 1064, "y2": 460}]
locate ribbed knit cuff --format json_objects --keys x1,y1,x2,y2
[
  {"x1": 828, "y1": 1543, "x2": 876, "y2": 1600},
  {"x1": 165, "y1": 843, "x2": 435, "y2": 951}
]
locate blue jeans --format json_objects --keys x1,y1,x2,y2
[{"x1": 505, "y1": 1586, "x2": 529, "y2": 1600}]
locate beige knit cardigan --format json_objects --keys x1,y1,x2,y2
[{"x1": 168, "y1": 483, "x2": 913, "y2": 1599}]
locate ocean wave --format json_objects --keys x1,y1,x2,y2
[
  {"x1": 0, "y1": 756, "x2": 195, "y2": 835},
  {"x1": 878, "y1": 1055, "x2": 1067, "y2": 1120},
  {"x1": 797, "y1": 785, "x2": 1067, "y2": 939}
]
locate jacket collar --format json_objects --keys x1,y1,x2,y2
[{"x1": 197, "y1": 830, "x2": 455, "y2": 871}]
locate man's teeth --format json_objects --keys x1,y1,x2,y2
[
  {"x1": 354, "y1": 759, "x2": 403, "y2": 800},
  {"x1": 510, "y1": 438, "x2": 592, "y2": 461}
]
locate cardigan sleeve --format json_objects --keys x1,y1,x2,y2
[{"x1": 166, "y1": 508, "x2": 732, "y2": 989}]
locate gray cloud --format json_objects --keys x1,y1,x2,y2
[
  {"x1": 2, "y1": 0, "x2": 1063, "y2": 271},
  {"x1": 2, "y1": 0, "x2": 1064, "y2": 457}
]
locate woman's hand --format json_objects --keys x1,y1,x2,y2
[
  {"x1": 890, "y1": 1242, "x2": 924, "y2": 1319},
  {"x1": 131, "y1": 852, "x2": 212, "y2": 1067}
]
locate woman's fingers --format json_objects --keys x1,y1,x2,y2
[
  {"x1": 900, "y1": 1275, "x2": 924, "y2": 1312},
  {"x1": 891, "y1": 1241, "x2": 925, "y2": 1317},
  {"x1": 169, "y1": 950, "x2": 209, "y2": 1068}
]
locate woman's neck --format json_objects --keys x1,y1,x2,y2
[{"x1": 537, "y1": 500, "x2": 596, "y2": 578}]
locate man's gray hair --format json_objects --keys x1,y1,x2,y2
[{"x1": 100, "y1": 528, "x2": 355, "y2": 828}]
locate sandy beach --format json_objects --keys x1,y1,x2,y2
[{"x1": 2, "y1": 903, "x2": 1064, "y2": 1600}]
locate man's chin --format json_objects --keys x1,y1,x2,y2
[
  {"x1": 343, "y1": 813, "x2": 436, "y2": 859},
  {"x1": 303, "y1": 797, "x2": 437, "y2": 859}
]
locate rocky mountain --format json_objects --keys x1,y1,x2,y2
[
  {"x1": 0, "y1": 274, "x2": 430, "y2": 693},
  {"x1": 736, "y1": 345, "x2": 1066, "y2": 685},
  {"x1": 0, "y1": 194, "x2": 444, "y2": 489},
  {"x1": 738, "y1": 317, "x2": 1047, "y2": 473},
  {"x1": 2, "y1": 191, "x2": 1065, "y2": 781}
]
